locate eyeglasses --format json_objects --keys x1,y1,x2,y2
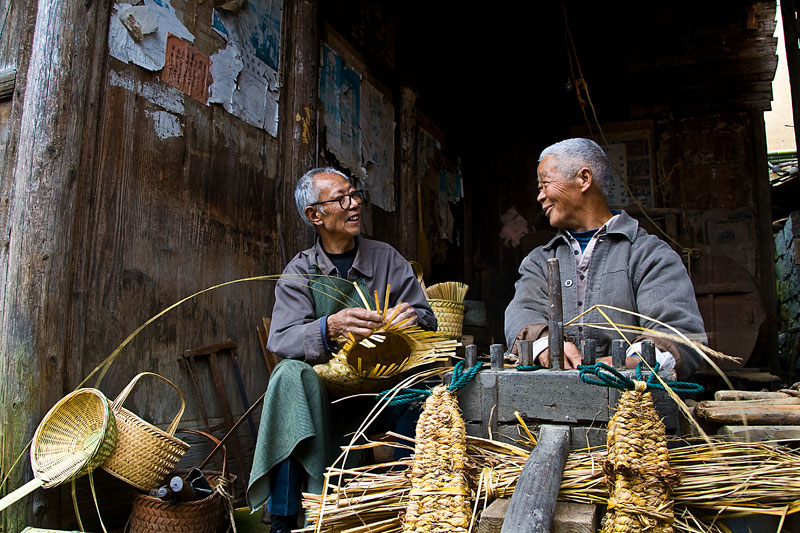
[{"x1": 310, "y1": 190, "x2": 365, "y2": 210}]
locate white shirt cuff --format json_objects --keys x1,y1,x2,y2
[{"x1": 626, "y1": 341, "x2": 675, "y2": 370}]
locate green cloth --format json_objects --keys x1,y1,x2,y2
[
  {"x1": 309, "y1": 272, "x2": 370, "y2": 317},
  {"x1": 246, "y1": 359, "x2": 336, "y2": 511}
]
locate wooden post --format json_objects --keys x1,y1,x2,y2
[
  {"x1": 546, "y1": 258, "x2": 564, "y2": 370},
  {"x1": 641, "y1": 339, "x2": 657, "y2": 367},
  {"x1": 397, "y1": 87, "x2": 418, "y2": 259},
  {"x1": 612, "y1": 339, "x2": 627, "y2": 369},
  {"x1": 0, "y1": 1, "x2": 110, "y2": 529},
  {"x1": 490, "y1": 343, "x2": 505, "y2": 370},
  {"x1": 581, "y1": 338, "x2": 596, "y2": 365},
  {"x1": 501, "y1": 424, "x2": 571, "y2": 533},
  {"x1": 465, "y1": 344, "x2": 478, "y2": 369},
  {"x1": 781, "y1": 0, "x2": 800, "y2": 176},
  {"x1": 277, "y1": 0, "x2": 319, "y2": 264}
]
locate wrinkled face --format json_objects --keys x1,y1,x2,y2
[
  {"x1": 536, "y1": 155, "x2": 582, "y2": 229},
  {"x1": 311, "y1": 172, "x2": 362, "y2": 238}
]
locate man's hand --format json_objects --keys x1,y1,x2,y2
[
  {"x1": 327, "y1": 307, "x2": 384, "y2": 341},
  {"x1": 384, "y1": 302, "x2": 418, "y2": 328},
  {"x1": 596, "y1": 355, "x2": 641, "y2": 368},
  {"x1": 537, "y1": 341, "x2": 582, "y2": 369}
]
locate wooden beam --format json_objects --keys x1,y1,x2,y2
[
  {"x1": 397, "y1": 86, "x2": 418, "y2": 260},
  {"x1": 782, "y1": 0, "x2": 800, "y2": 164},
  {"x1": 276, "y1": 0, "x2": 319, "y2": 264},
  {"x1": 0, "y1": 0, "x2": 111, "y2": 529},
  {"x1": 501, "y1": 424, "x2": 571, "y2": 533},
  {"x1": 0, "y1": 68, "x2": 15, "y2": 100}
]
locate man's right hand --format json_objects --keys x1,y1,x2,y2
[
  {"x1": 537, "y1": 342, "x2": 582, "y2": 369},
  {"x1": 327, "y1": 307, "x2": 384, "y2": 341}
]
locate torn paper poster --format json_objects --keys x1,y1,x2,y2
[
  {"x1": 119, "y1": 5, "x2": 158, "y2": 41},
  {"x1": 109, "y1": 69, "x2": 185, "y2": 114},
  {"x1": 163, "y1": 34, "x2": 210, "y2": 103},
  {"x1": 212, "y1": 0, "x2": 282, "y2": 136},
  {"x1": 360, "y1": 81, "x2": 395, "y2": 212},
  {"x1": 146, "y1": 109, "x2": 182, "y2": 139},
  {"x1": 499, "y1": 207, "x2": 530, "y2": 248},
  {"x1": 208, "y1": 44, "x2": 243, "y2": 107},
  {"x1": 320, "y1": 43, "x2": 362, "y2": 176},
  {"x1": 108, "y1": 0, "x2": 194, "y2": 72}
]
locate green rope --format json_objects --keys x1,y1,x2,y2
[
  {"x1": 577, "y1": 361, "x2": 704, "y2": 396},
  {"x1": 375, "y1": 360, "x2": 484, "y2": 406},
  {"x1": 515, "y1": 364, "x2": 545, "y2": 371}
]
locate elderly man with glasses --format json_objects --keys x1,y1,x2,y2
[
  {"x1": 504, "y1": 138, "x2": 706, "y2": 380},
  {"x1": 247, "y1": 167, "x2": 436, "y2": 532}
]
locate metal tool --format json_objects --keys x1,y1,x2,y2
[
  {"x1": 547, "y1": 258, "x2": 565, "y2": 370},
  {"x1": 182, "y1": 339, "x2": 254, "y2": 487}
]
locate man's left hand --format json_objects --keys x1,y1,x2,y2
[{"x1": 384, "y1": 302, "x2": 418, "y2": 327}]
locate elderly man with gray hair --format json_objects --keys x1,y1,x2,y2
[
  {"x1": 504, "y1": 138, "x2": 705, "y2": 380},
  {"x1": 247, "y1": 167, "x2": 436, "y2": 532}
]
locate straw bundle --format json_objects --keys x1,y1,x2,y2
[
  {"x1": 314, "y1": 285, "x2": 458, "y2": 397},
  {"x1": 302, "y1": 434, "x2": 800, "y2": 533},
  {"x1": 600, "y1": 382, "x2": 680, "y2": 533},
  {"x1": 425, "y1": 282, "x2": 468, "y2": 303},
  {"x1": 403, "y1": 386, "x2": 472, "y2": 532}
]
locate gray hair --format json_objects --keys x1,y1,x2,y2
[
  {"x1": 294, "y1": 167, "x2": 352, "y2": 227},
  {"x1": 539, "y1": 138, "x2": 611, "y2": 198}
]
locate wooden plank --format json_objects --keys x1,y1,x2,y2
[
  {"x1": 501, "y1": 425, "x2": 571, "y2": 533},
  {"x1": 478, "y1": 499, "x2": 599, "y2": 533},
  {"x1": 477, "y1": 498, "x2": 508, "y2": 533},
  {"x1": 398, "y1": 86, "x2": 418, "y2": 259},
  {"x1": 715, "y1": 390, "x2": 792, "y2": 401},
  {"x1": 696, "y1": 402, "x2": 800, "y2": 424},
  {"x1": 553, "y1": 501, "x2": 599, "y2": 533},
  {"x1": 718, "y1": 425, "x2": 800, "y2": 442}
]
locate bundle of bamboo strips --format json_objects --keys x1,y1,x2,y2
[
  {"x1": 425, "y1": 282, "x2": 469, "y2": 303},
  {"x1": 301, "y1": 436, "x2": 800, "y2": 532}
]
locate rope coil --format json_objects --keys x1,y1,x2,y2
[
  {"x1": 376, "y1": 360, "x2": 484, "y2": 406},
  {"x1": 577, "y1": 362, "x2": 704, "y2": 396}
]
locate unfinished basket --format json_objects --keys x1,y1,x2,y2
[
  {"x1": 428, "y1": 299, "x2": 465, "y2": 340},
  {"x1": 315, "y1": 285, "x2": 457, "y2": 398},
  {"x1": 102, "y1": 372, "x2": 190, "y2": 491},
  {"x1": 127, "y1": 429, "x2": 234, "y2": 533}
]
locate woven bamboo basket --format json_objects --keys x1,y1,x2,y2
[
  {"x1": 102, "y1": 372, "x2": 190, "y2": 491},
  {"x1": 428, "y1": 299, "x2": 465, "y2": 340},
  {"x1": 0, "y1": 388, "x2": 118, "y2": 513},
  {"x1": 127, "y1": 471, "x2": 233, "y2": 533},
  {"x1": 127, "y1": 430, "x2": 234, "y2": 533}
]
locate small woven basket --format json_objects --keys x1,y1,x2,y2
[
  {"x1": 32, "y1": 388, "x2": 118, "y2": 487},
  {"x1": 127, "y1": 430, "x2": 234, "y2": 533},
  {"x1": 102, "y1": 373, "x2": 190, "y2": 491},
  {"x1": 429, "y1": 299, "x2": 465, "y2": 340}
]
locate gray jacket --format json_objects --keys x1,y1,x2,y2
[
  {"x1": 268, "y1": 236, "x2": 436, "y2": 365},
  {"x1": 504, "y1": 211, "x2": 706, "y2": 379}
]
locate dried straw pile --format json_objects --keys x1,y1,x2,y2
[
  {"x1": 402, "y1": 386, "x2": 471, "y2": 532},
  {"x1": 601, "y1": 382, "x2": 680, "y2": 532}
]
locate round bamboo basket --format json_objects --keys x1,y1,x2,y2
[
  {"x1": 102, "y1": 372, "x2": 190, "y2": 491},
  {"x1": 31, "y1": 388, "x2": 118, "y2": 487},
  {"x1": 429, "y1": 299, "x2": 465, "y2": 340},
  {"x1": 127, "y1": 429, "x2": 234, "y2": 533},
  {"x1": 127, "y1": 471, "x2": 232, "y2": 533}
]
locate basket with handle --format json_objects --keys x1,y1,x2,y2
[
  {"x1": 0, "y1": 388, "x2": 117, "y2": 512},
  {"x1": 127, "y1": 429, "x2": 235, "y2": 533},
  {"x1": 102, "y1": 372, "x2": 190, "y2": 491}
]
